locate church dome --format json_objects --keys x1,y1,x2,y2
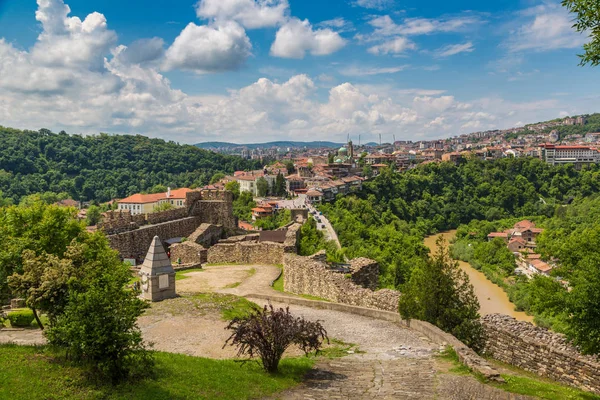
[{"x1": 338, "y1": 146, "x2": 348, "y2": 155}]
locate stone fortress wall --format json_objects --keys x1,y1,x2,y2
[
  {"x1": 482, "y1": 314, "x2": 600, "y2": 395},
  {"x1": 105, "y1": 190, "x2": 235, "y2": 262},
  {"x1": 206, "y1": 223, "x2": 301, "y2": 265},
  {"x1": 283, "y1": 251, "x2": 400, "y2": 312}
]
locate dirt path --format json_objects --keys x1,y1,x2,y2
[{"x1": 177, "y1": 264, "x2": 284, "y2": 297}]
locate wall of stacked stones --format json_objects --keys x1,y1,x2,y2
[
  {"x1": 482, "y1": 314, "x2": 600, "y2": 395},
  {"x1": 283, "y1": 253, "x2": 400, "y2": 312},
  {"x1": 170, "y1": 241, "x2": 207, "y2": 264},
  {"x1": 145, "y1": 207, "x2": 188, "y2": 225},
  {"x1": 207, "y1": 242, "x2": 285, "y2": 265},
  {"x1": 108, "y1": 217, "x2": 200, "y2": 262},
  {"x1": 188, "y1": 223, "x2": 224, "y2": 247},
  {"x1": 193, "y1": 201, "x2": 235, "y2": 231}
]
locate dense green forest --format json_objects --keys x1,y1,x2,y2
[
  {"x1": 0, "y1": 127, "x2": 262, "y2": 203},
  {"x1": 320, "y1": 158, "x2": 600, "y2": 287},
  {"x1": 320, "y1": 158, "x2": 600, "y2": 353}
]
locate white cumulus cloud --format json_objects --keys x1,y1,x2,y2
[
  {"x1": 163, "y1": 21, "x2": 251, "y2": 73},
  {"x1": 195, "y1": 0, "x2": 289, "y2": 29},
  {"x1": 270, "y1": 18, "x2": 346, "y2": 58}
]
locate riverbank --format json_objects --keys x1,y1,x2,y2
[{"x1": 424, "y1": 231, "x2": 533, "y2": 323}]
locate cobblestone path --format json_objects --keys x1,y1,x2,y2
[{"x1": 258, "y1": 301, "x2": 533, "y2": 400}]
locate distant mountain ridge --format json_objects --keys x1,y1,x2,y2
[{"x1": 196, "y1": 141, "x2": 344, "y2": 150}]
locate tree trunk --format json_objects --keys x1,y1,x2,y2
[{"x1": 31, "y1": 307, "x2": 44, "y2": 330}]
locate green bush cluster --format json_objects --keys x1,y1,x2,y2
[{"x1": 7, "y1": 309, "x2": 35, "y2": 327}]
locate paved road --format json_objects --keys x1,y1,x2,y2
[{"x1": 307, "y1": 204, "x2": 341, "y2": 249}]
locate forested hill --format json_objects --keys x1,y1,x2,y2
[{"x1": 0, "y1": 127, "x2": 261, "y2": 203}]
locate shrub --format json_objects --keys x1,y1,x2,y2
[
  {"x1": 46, "y1": 261, "x2": 153, "y2": 382},
  {"x1": 224, "y1": 305, "x2": 328, "y2": 373},
  {"x1": 7, "y1": 309, "x2": 35, "y2": 327}
]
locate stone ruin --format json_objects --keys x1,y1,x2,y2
[
  {"x1": 482, "y1": 313, "x2": 600, "y2": 394},
  {"x1": 283, "y1": 251, "x2": 400, "y2": 312},
  {"x1": 139, "y1": 236, "x2": 177, "y2": 302}
]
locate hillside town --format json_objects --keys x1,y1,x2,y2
[{"x1": 205, "y1": 115, "x2": 600, "y2": 172}]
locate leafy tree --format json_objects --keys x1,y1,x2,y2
[
  {"x1": 328, "y1": 153, "x2": 334, "y2": 164},
  {"x1": 399, "y1": 238, "x2": 484, "y2": 351},
  {"x1": 153, "y1": 201, "x2": 175, "y2": 212},
  {"x1": 224, "y1": 305, "x2": 328, "y2": 373},
  {"x1": 225, "y1": 180, "x2": 241, "y2": 200},
  {"x1": 210, "y1": 172, "x2": 226, "y2": 184},
  {"x1": 44, "y1": 241, "x2": 152, "y2": 381},
  {"x1": 274, "y1": 172, "x2": 286, "y2": 197},
  {"x1": 233, "y1": 191, "x2": 256, "y2": 221},
  {"x1": 362, "y1": 165, "x2": 373, "y2": 178},
  {"x1": 148, "y1": 184, "x2": 167, "y2": 194},
  {"x1": 6, "y1": 206, "x2": 153, "y2": 380},
  {"x1": 86, "y1": 205, "x2": 102, "y2": 226},
  {"x1": 256, "y1": 177, "x2": 269, "y2": 197},
  {"x1": 562, "y1": 0, "x2": 600, "y2": 66},
  {"x1": 284, "y1": 160, "x2": 295, "y2": 175},
  {"x1": 0, "y1": 203, "x2": 84, "y2": 303},
  {"x1": 563, "y1": 255, "x2": 600, "y2": 354}
]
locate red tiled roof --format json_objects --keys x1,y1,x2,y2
[
  {"x1": 514, "y1": 220, "x2": 535, "y2": 231},
  {"x1": 488, "y1": 232, "x2": 508, "y2": 238},
  {"x1": 238, "y1": 221, "x2": 254, "y2": 230},
  {"x1": 119, "y1": 188, "x2": 192, "y2": 204},
  {"x1": 306, "y1": 190, "x2": 323, "y2": 196},
  {"x1": 530, "y1": 259, "x2": 552, "y2": 272}
]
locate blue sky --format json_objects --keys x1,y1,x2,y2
[{"x1": 0, "y1": 0, "x2": 597, "y2": 144}]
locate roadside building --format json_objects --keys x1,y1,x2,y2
[{"x1": 118, "y1": 187, "x2": 192, "y2": 215}]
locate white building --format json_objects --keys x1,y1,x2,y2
[
  {"x1": 118, "y1": 187, "x2": 192, "y2": 215},
  {"x1": 540, "y1": 144, "x2": 600, "y2": 166}
]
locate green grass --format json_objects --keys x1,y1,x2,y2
[
  {"x1": 175, "y1": 268, "x2": 204, "y2": 281},
  {"x1": 299, "y1": 294, "x2": 330, "y2": 302},
  {"x1": 223, "y1": 282, "x2": 241, "y2": 289},
  {"x1": 188, "y1": 293, "x2": 261, "y2": 321},
  {"x1": 247, "y1": 268, "x2": 256, "y2": 277},
  {"x1": 272, "y1": 267, "x2": 284, "y2": 292},
  {"x1": 439, "y1": 347, "x2": 600, "y2": 400},
  {"x1": 319, "y1": 338, "x2": 364, "y2": 359},
  {"x1": 0, "y1": 344, "x2": 314, "y2": 400}
]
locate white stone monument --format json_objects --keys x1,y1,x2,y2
[{"x1": 139, "y1": 236, "x2": 176, "y2": 301}]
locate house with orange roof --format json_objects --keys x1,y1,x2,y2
[{"x1": 118, "y1": 187, "x2": 192, "y2": 215}]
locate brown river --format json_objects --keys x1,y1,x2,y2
[{"x1": 423, "y1": 230, "x2": 534, "y2": 323}]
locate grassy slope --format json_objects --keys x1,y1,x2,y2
[{"x1": 0, "y1": 344, "x2": 313, "y2": 400}]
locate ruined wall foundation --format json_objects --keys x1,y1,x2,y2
[
  {"x1": 482, "y1": 314, "x2": 600, "y2": 395},
  {"x1": 283, "y1": 253, "x2": 400, "y2": 312},
  {"x1": 206, "y1": 223, "x2": 301, "y2": 265}
]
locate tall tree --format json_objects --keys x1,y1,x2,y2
[
  {"x1": 256, "y1": 177, "x2": 269, "y2": 197},
  {"x1": 275, "y1": 172, "x2": 286, "y2": 197},
  {"x1": 399, "y1": 238, "x2": 484, "y2": 350}
]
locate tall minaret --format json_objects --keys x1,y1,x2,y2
[{"x1": 348, "y1": 139, "x2": 354, "y2": 159}]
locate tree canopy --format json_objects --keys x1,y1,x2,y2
[{"x1": 0, "y1": 126, "x2": 261, "y2": 203}]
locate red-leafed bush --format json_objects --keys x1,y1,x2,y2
[{"x1": 224, "y1": 304, "x2": 328, "y2": 373}]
